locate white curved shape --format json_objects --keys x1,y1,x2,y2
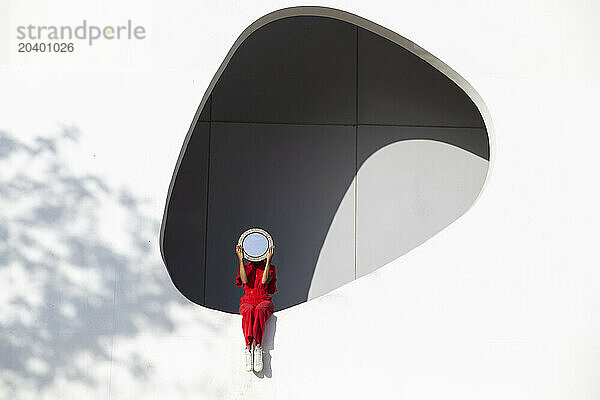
[
  {"x1": 356, "y1": 140, "x2": 489, "y2": 277},
  {"x1": 309, "y1": 140, "x2": 488, "y2": 300}
]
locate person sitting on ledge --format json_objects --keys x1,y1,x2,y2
[{"x1": 235, "y1": 243, "x2": 277, "y2": 372}]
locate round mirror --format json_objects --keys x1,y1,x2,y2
[{"x1": 237, "y1": 227, "x2": 273, "y2": 261}]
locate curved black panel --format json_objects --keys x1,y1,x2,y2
[
  {"x1": 162, "y1": 121, "x2": 210, "y2": 304},
  {"x1": 160, "y1": 12, "x2": 490, "y2": 313},
  {"x1": 212, "y1": 16, "x2": 356, "y2": 124},
  {"x1": 358, "y1": 28, "x2": 486, "y2": 128}
]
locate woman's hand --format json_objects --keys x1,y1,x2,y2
[
  {"x1": 262, "y1": 245, "x2": 275, "y2": 284},
  {"x1": 235, "y1": 244, "x2": 244, "y2": 261},
  {"x1": 237, "y1": 244, "x2": 248, "y2": 285},
  {"x1": 266, "y1": 245, "x2": 275, "y2": 262}
]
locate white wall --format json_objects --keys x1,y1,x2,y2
[{"x1": 1, "y1": 1, "x2": 599, "y2": 399}]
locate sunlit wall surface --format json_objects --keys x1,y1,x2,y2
[{"x1": 1, "y1": 2, "x2": 599, "y2": 399}]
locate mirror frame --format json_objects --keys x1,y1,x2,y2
[{"x1": 237, "y1": 227, "x2": 274, "y2": 261}]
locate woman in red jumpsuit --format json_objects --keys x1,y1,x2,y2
[{"x1": 235, "y1": 244, "x2": 277, "y2": 372}]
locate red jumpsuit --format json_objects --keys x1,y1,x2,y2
[{"x1": 235, "y1": 260, "x2": 277, "y2": 346}]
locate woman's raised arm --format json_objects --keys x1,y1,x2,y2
[
  {"x1": 261, "y1": 245, "x2": 274, "y2": 284},
  {"x1": 236, "y1": 245, "x2": 248, "y2": 284}
]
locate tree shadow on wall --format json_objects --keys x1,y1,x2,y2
[{"x1": 0, "y1": 127, "x2": 206, "y2": 396}]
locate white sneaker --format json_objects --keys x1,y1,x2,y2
[
  {"x1": 244, "y1": 347, "x2": 253, "y2": 371},
  {"x1": 253, "y1": 345, "x2": 263, "y2": 372}
]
